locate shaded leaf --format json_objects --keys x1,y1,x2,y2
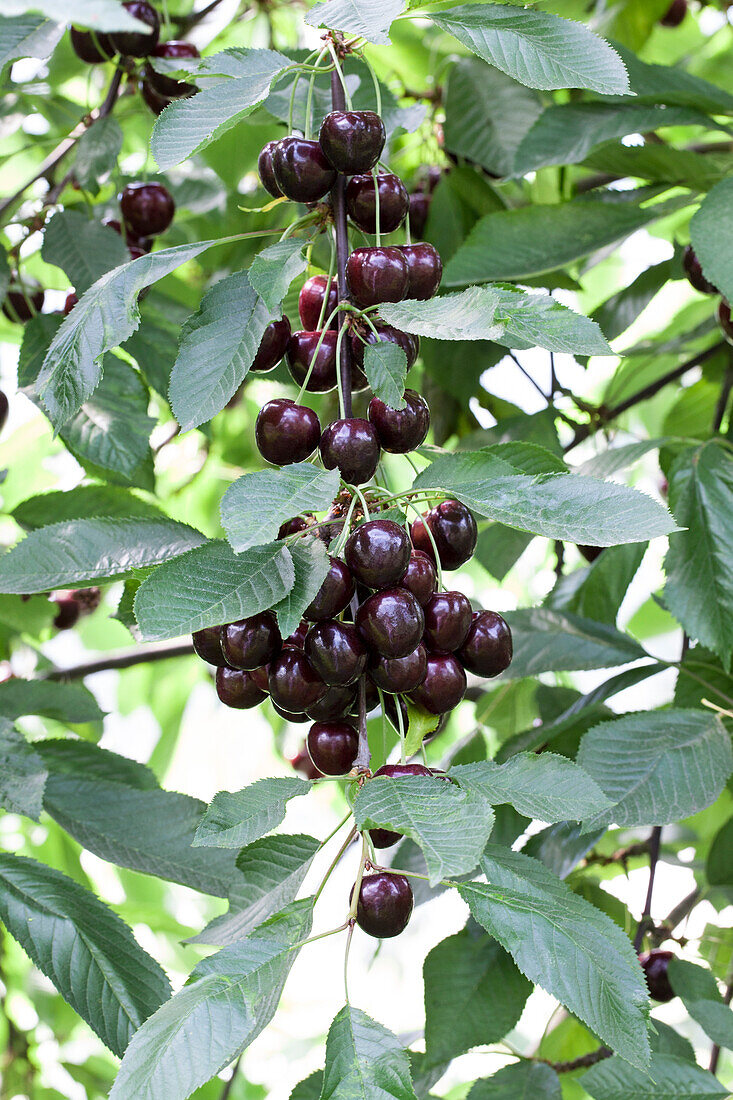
[
  {"x1": 41, "y1": 210, "x2": 128, "y2": 296},
  {"x1": 451, "y1": 753, "x2": 612, "y2": 822},
  {"x1": 0, "y1": 720, "x2": 47, "y2": 819},
  {"x1": 0, "y1": 679, "x2": 103, "y2": 723},
  {"x1": 582, "y1": 1053, "x2": 728, "y2": 1099},
  {"x1": 248, "y1": 240, "x2": 307, "y2": 313},
  {"x1": 691, "y1": 175, "x2": 733, "y2": 306},
  {"x1": 221, "y1": 466, "x2": 339, "y2": 552},
  {"x1": 668, "y1": 959, "x2": 733, "y2": 1049},
  {"x1": 467, "y1": 1062, "x2": 561, "y2": 1100},
  {"x1": 271, "y1": 537, "x2": 330, "y2": 640},
  {"x1": 321, "y1": 1005, "x2": 417, "y2": 1100},
  {"x1": 194, "y1": 778, "x2": 313, "y2": 849}
]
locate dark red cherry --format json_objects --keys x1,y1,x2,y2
[
  {"x1": 284, "y1": 620, "x2": 310, "y2": 649},
  {"x1": 0, "y1": 391, "x2": 8, "y2": 434},
  {"x1": 682, "y1": 245, "x2": 716, "y2": 295},
  {"x1": 320, "y1": 418, "x2": 380, "y2": 486},
  {"x1": 411, "y1": 499, "x2": 477, "y2": 571},
  {"x1": 221, "y1": 612, "x2": 281, "y2": 671},
  {"x1": 356, "y1": 587, "x2": 425, "y2": 659},
  {"x1": 346, "y1": 173, "x2": 409, "y2": 235},
  {"x1": 304, "y1": 556, "x2": 355, "y2": 621},
  {"x1": 345, "y1": 519, "x2": 411, "y2": 589},
  {"x1": 120, "y1": 182, "x2": 174, "y2": 237},
  {"x1": 718, "y1": 300, "x2": 733, "y2": 344},
  {"x1": 268, "y1": 649, "x2": 327, "y2": 712},
  {"x1": 3, "y1": 286, "x2": 44, "y2": 323},
  {"x1": 192, "y1": 626, "x2": 227, "y2": 666},
  {"x1": 306, "y1": 684, "x2": 357, "y2": 721},
  {"x1": 349, "y1": 676, "x2": 381, "y2": 717},
  {"x1": 109, "y1": 0, "x2": 160, "y2": 57},
  {"x1": 369, "y1": 763, "x2": 433, "y2": 847},
  {"x1": 52, "y1": 596, "x2": 81, "y2": 630},
  {"x1": 141, "y1": 81, "x2": 168, "y2": 113},
  {"x1": 290, "y1": 745, "x2": 323, "y2": 780},
  {"x1": 255, "y1": 398, "x2": 321, "y2": 465},
  {"x1": 350, "y1": 321, "x2": 419, "y2": 372},
  {"x1": 639, "y1": 950, "x2": 675, "y2": 1002},
  {"x1": 319, "y1": 110, "x2": 386, "y2": 174},
  {"x1": 63, "y1": 292, "x2": 78, "y2": 315},
  {"x1": 273, "y1": 703, "x2": 310, "y2": 724},
  {"x1": 216, "y1": 666, "x2": 267, "y2": 709},
  {"x1": 102, "y1": 216, "x2": 123, "y2": 236},
  {"x1": 286, "y1": 330, "x2": 338, "y2": 393},
  {"x1": 307, "y1": 720, "x2": 358, "y2": 775},
  {"x1": 578, "y1": 544, "x2": 604, "y2": 563},
  {"x1": 423, "y1": 591, "x2": 472, "y2": 653},
  {"x1": 148, "y1": 40, "x2": 199, "y2": 98},
  {"x1": 305, "y1": 621, "x2": 367, "y2": 687},
  {"x1": 278, "y1": 514, "x2": 316, "y2": 539},
  {"x1": 369, "y1": 642, "x2": 427, "y2": 694},
  {"x1": 250, "y1": 317, "x2": 291, "y2": 373},
  {"x1": 355, "y1": 872, "x2": 413, "y2": 937},
  {"x1": 661, "y1": 0, "x2": 687, "y2": 26},
  {"x1": 368, "y1": 389, "x2": 429, "y2": 454},
  {"x1": 458, "y1": 610, "x2": 512, "y2": 678},
  {"x1": 411, "y1": 652, "x2": 466, "y2": 714},
  {"x1": 409, "y1": 192, "x2": 430, "y2": 237},
  {"x1": 346, "y1": 247, "x2": 409, "y2": 308},
  {"x1": 401, "y1": 549, "x2": 437, "y2": 606},
  {"x1": 421, "y1": 166, "x2": 444, "y2": 194},
  {"x1": 258, "y1": 141, "x2": 283, "y2": 198},
  {"x1": 250, "y1": 664, "x2": 270, "y2": 692},
  {"x1": 400, "y1": 243, "x2": 442, "y2": 300},
  {"x1": 299, "y1": 275, "x2": 339, "y2": 331},
  {"x1": 272, "y1": 138, "x2": 336, "y2": 203},
  {"x1": 70, "y1": 26, "x2": 114, "y2": 63}
]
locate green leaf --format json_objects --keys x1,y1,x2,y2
[
  {"x1": 37, "y1": 738, "x2": 157, "y2": 789},
  {"x1": 649, "y1": 1021, "x2": 696, "y2": 1063},
  {"x1": 151, "y1": 48, "x2": 291, "y2": 171},
  {"x1": 248, "y1": 240, "x2": 307, "y2": 313},
  {"x1": 577, "y1": 710, "x2": 733, "y2": 829},
  {"x1": 3, "y1": 1, "x2": 151, "y2": 30},
  {"x1": 110, "y1": 900, "x2": 314, "y2": 1099},
  {"x1": 460, "y1": 845, "x2": 651, "y2": 1069},
  {"x1": 0, "y1": 720, "x2": 47, "y2": 819},
  {"x1": 221, "y1": 465, "x2": 340, "y2": 552},
  {"x1": 291, "y1": 1071, "x2": 324, "y2": 1100},
  {"x1": 691, "y1": 176, "x2": 733, "y2": 305},
  {"x1": 668, "y1": 960, "x2": 733, "y2": 1049},
  {"x1": 363, "y1": 341, "x2": 409, "y2": 410},
  {"x1": 11, "y1": 486, "x2": 162, "y2": 529},
  {"x1": 430, "y1": 5, "x2": 630, "y2": 95},
  {"x1": 193, "y1": 834, "x2": 320, "y2": 946},
  {"x1": 0, "y1": 14, "x2": 62, "y2": 68},
  {"x1": 271, "y1": 537, "x2": 330, "y2": 640},
  {"x1": 0, "y1": 679, "x2": 104, "y2": 723},
  {"x1": 591, "y1": 264, "x2": 673, "y2": 344},
  {"x1": 134, "y1": 540, "x2": 295, "y2": 642},
  {"x1": 707, "y1": 816, "x2": 733, "y2": 887},
  {"x1": 41, "y1": 210, "x2": 129, "y2": 297},
  {"x1": 424, "y1": 927, "x2": 531, "y2": 1065},
  {"x1": 353, "y1": 775, "x2": 495, "y2": 886},
  {"x1": 306, "y1": 0, "x2": 407, "y2": 46},
  {"x1": 615, "y1": 43, "x2": 733, "y2": 114},
  {"x1": 495, "y1": 287, "x2": 612, "y2": 355},
  {"x1": 72, "y1": 116, "x2": 123, "y2": 192},
  {"x1": 403, "y1": 700, "x2": 440, "y2": 758},
  {"x1": 467, "y1": 1062, "x2": 561, "y2": 1100},
  {"x1": 581, "y1": 1054, "x2": 728, "y2": 1099},
  {"x1": 500, "y1": 606, "x2": 645, "y2": 674},
  {"x1": 194, "y1": 778, "x2": 313, "y2": 849},
  {"x1": 576, "y1": 439, "x2": 671, "y2": 480},
  {"x1": 169, "y1": 270, "x2": 278, "y2": 431},
  {"x1": 451, "y1": 753, "x2": 612, "y2": 822},
  {"x1": 0, "y1": 852, "x2": 171, "y2": 1057},
  {"x1": 321, "y1": 1005, "x2": 418, "y2": 1100},
  {"x1": 523, "y1": 821, "x2": 602, "y2": 881},
  {"x1": 547, "y1": 543, "x2": 646, "y2": 626}
]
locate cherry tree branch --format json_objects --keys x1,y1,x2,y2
[
  {"x1": 38, "y1": 640, "x2": 195, "y2": 680},
  {"x1": 633, "y1": 826, "x2": 662, "y2": 952},
  {"x1": 548, "y1": 1046, "x2": 612, "y2": 1074}
]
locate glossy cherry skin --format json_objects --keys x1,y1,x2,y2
[
  {"x1": 718, "y1": 300, "x2": 733, "y2": 344},
  {"x1": 400, "y1": 244, "x2": 442, "y2": 300},
  {"x1": 141, "y1": 81, "x2": 170, "y2": 115},
  {"x1": 255, "y1": 399, "x2": 321, "y2": 465},
  {"x1": 148, "y1": 40, "x2": 199, "y2": 98},
  {"x1": 351, "y1": 322, "x2": 419, "y2": 372},
  {"x1": 368, "y1": 389, "x2": 430, "y2": 454},
  {"x1": 284, "y1": 620, "x2": 310, "y2": 649},
  {"x1": 639, "y1": 950, "x2": 675, "y2": 1002},
  {"x1": 355, "y1": 872, "x2": 413, "y2": 938},
  {"x1": 369, "y1": 763, "x2": 432, "y2": 847},
  {"x1": 682, "y1": 245, "x2": 716, "y2": 294},
  {"x1": 305, "y1": 621, "x2": 367, "y2": 686},
  {"x1": 290, "y1": 746, "x2": 323, "y2": 780},
  {"x1": 304, "y1": 556, "x2": 355, "y2": 621},
  {"x1": 661, "y1": 0, "x2": 687, "y2": 26},
  {"x1": 411, "y1": 499, "x2": 478, "y2": 571},
  {"x1": 320, "y1": 418, "x2": 380, "y2": 486},
  {"x1": 250, "y1": 317, "x2": 291, "y2": 373},
  {"x1": 272, "y1": 138, "x2": 336, "y2": 203},
  {"x1": 401, "y1": 549, "x2": 437, "y2": 606},
  {"x1": 221, "y1": 612, "x2": 281, "y2": 670},
  {"x1": 356, "y1": 587, "x2": 425, "y2": 659},
  {"x1": 411, "y1": 652, "x2": 466, "y2": 714},
  {"x1": 319, "y1": 110, "x2": 386, "y2": 174},
  {"x1": 306, "y1": 684, "x2": 357, "y2": 721},
  {"x1": 409, "y1": 192, "x2": 430, "y2": 237},
  {"x1": 286, "y1": 330, "x2": 338, "y2": 393},
  {"x1": 3, "y1": 287, "x2": 44, "y2": 323},
  {"x1": 346, "y1": 247, "x2": 409, "y2": 309},
  {"x1": 62, "y1": 290, "x2": 77, "y2": 313},
  {"x1": 458, "y1": 610, "x2": 512, "y2": 678},
  {"x1": 369, "y1": 642, "x2": 427, "y2": 694},
  {"x1": 423, "y1": 591, "x2": 472, "y2": 653},
  {"x1": 192, "y1": 626, "x2": 227, "y2": 666},
  {"x1": 346, "y1": 173, "x2": 409, "y2": 235},
  {"x1": 345, "y1": 519, "x2": 411, "y2": 589},
  {"x1": 307, "y1": 720, "x2": 358, "y2": 775},
  {"x1": 273, "y1": 703, "x2": 310, "y2": 724},
  {"x1": 53, "y1": 597, "x2": 81, "y2": 630},
  {"x1": 216, "y1": 666, "x2": 267, "y2": 709},
  {"x1": 258, "y1": 141, "x2": 283, "y2": 198},
  {"x1": 278, "y1": 513, "x2": 316, "y2": 539},
  {"x1": 120, "y1": 182, "x2": 174, "y2": 237},
  {"x1": 0, "y1": 391, "x2": 8, "y2": 434},
  {"x1": 250, "y1": 664, "x2": 271, "y2": 692},
  {"x1": 299, "y1": 275, "x2": 339, "y2": 331},
  {"x1": 71, "y1": 27, "x2": 114, "y2": 63},
  {"x1": 268, "y1": 649, "x2": 327, "y2": 713},
  {"x1": 109, "y1": 1, "x2": 160, "y2": 57}
]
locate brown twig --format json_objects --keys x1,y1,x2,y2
[
  {"x1": 219, "y1": 1055, "x2": 242, "y2": 1099},
  {"x1": 37, "y1": 640, "x2": 195, "y2": 680},
  {"x1": 548, "y1": 1046, "x2": 612, "y2": 1073},
  {"x1": 633, "y1": 826, "x2": 662, "y2": 953},
  {"x1": 582, "y1": 839, "x2": 650, "y2": 869},
  {"x1": 712, "y1": 354, "x2": 733, "y2": 434},
  {"x1": 174, "y1": 0, "x2": 229, "y2": 31}
]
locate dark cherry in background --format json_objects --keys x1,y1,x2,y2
[
  {"x1": 319, "y1": 110, "x2": 386, "y2": 174},
  {"x1": 307, "y1": 720, "x2": 359, "y2": 775},
  {"x1": 320, "y1": 418, "x2": 380, "y2": 485},
  {"x1": 192, "y1": 626, "x2": 227, "y2": 666},
  {"x1": 400, "y1": 243, "x2": 442, "y2": 300},
  {"x1": 369, "y1": 642, "x2": 427, "y2": 695},
  {"x1": 120, "y1": 181, "x2": 175, "y2": 237},
  {"x1": 411, "y1": 652, "x2": 467, "y2": 714},
  {"x1": 216, "y1": 666, "x2": 267, "y2": 709},
  {"x1": 251, "y1": 317, "x2": 291, "y2": 373},
  {"x1": 305, "y1": 621, "x2": 367, "y2": 686},
  {"x1": 346, "y1": 246, "x2": 409, "y2": 308},
  {"x1": 71, "y1": 26, "x2": 114, "y2": 63},
  {"x1": 306, "y1": 684, "x2": 356, "y2": 721},
  {"x1": 661, "y1": 0, "x2": 687, "y2": 26},
  {"x1": 284, "y1": 620, "x2": 310, "y2": 649},
  {"x1": 355, "y1": 872, "x2": 413, "y2": 938},
  {"x1": 268, "y1": 649, "x2": 327, "y2": 713},
  {"x1": 423, "y1": 591, "x2": 472, "y2": 653},
  {"x1": 345, "y1": 519, "x2": 411, "y2": 589},
  {"x1": 278, "y1": 514, "x2": 315, "y2": 539},
  {"x1": 459, "y1": 610, "x2": 512, "y2": 678},
  {"x1": 2, "y1": 286, "x2": 44, "y2": 323},
  {"x1": 272, "y1": 138, "x2": 336, "y2": 203},
  {"x1": 682, "y1": 245, "x2": 716, "y2": 295},
  {"x1": 346, "y1": 173, "x2": 409, "y2": 235},
  {"x1": 639, "y1": 950, "x2": 675, "y2": 1002},
  {"x1": 351, "y1": 322, "x2": 419, "y2": 372},
  {"x1": 255, "y1": 399, "x2": 321, "y2": 466},
  {"x1": 299, "y1": 275, "x2": 339, "y2": 330},
  {"x1": 142, "y1": 81, "x2": 170, "y2": 115},
  {"x1": 369, "y1": 389, "x2": 430, "y2": 454},
  {"x1": 356, "y1": 587, "x2": 425, "y2": 659},
  {"x1": 290, "y1": 746, "x2": 323, "y2": 780},
  {"x1": 148, "y1": 40, "x2": 200, "y2": 98},
  {"x1": 0, "y1": 391, "x2": 8, "y2": 433},
  {"x1": 409, "y1": 192, "x2": 430, "y2": 237},
  {"x1": 221, "y1": 611, "x2": 281, "y2": 671},
  {"x1": 286, "y1": 330, "x2": 338, "y2": 393},
  {"x1": 258, "y1": 141, "x2": 283, "y2": 198},
  {"x1": 718, "y1": 300, "x2": 733, "y2": 343},
  {"x1": 370, "y1": 763, "x2": 432, "y2": 847},
  {"x1": 109, "y1": 0, "x2": 160, "y2": 57},
  {"x1": 304, "y1": 556, "x2": 355, "y2": 621},
  {"x1": 401, "y1": 549, "x2": 437, "y2": 606},
  {"x1": 412, "y1": 499, "x2": 478, "y2": 570}
]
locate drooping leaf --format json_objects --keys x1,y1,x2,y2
[
  {"x1": 72, "y1": 116, "x2": 123, "y2": 191},
  {"x1": 504, "y1": 606, "x2": 648, "y2": 676},
  {"x1": 306, "y1": 0, "x2": 407, "y2": 46},
  {"x1": 591, "y1": 265, "x2": 673, "y2": 344},
  {"x1": 220, "y1": 465, "x2": 340, "y2": 552},
  {"x1": 0, "y1": 720, "x2": 47, "y2": 819},
  {"x1": 690, "y1": 175, "x2": 733, "y2": 305},
  {"x1": 707, "y1": 815, "x2": 733, "y2": 887},
  {"x1": 248, "y1": 239, "x2": 307, "y2": 313},
  {"x1": 0, "y1": 679, "x2": 104, "y2": 723},
  {"x1": 523, "y1": 821, "x2": 603, "y2": 881},
  {"x1": 271, "y1": 537, "x2": 330, "y2": 640},
  {"x1": 3, "y1": 0, "x2": 151, "y2": 30},
  {"x1": 194, "y1": 778, "x2": 313, "y2": 849},
  {"x1": 321, "y1": 1005, "x2": 418, "y2": 1100},
  {"x1": 581, "y1": 1054, "x2": 728, "y2": 1099},
  {"x1": 0, "y1": 14, "x2": 63, "y2": 68},
  {"x1": 451, "y1": 753, "x2": 612, "y2": 822},
  {"x1": 11, "y1": 485, "x2": 162, "y2": 529},
  {"x1": 41, "y1": 209, "x2": 129, "y2": 296},
  {"x1": 668, "y1": 959, "x2": 733, "y2": 1049},
  {"x1": 363, "y1": 341, "x2": 409, "y2": 409},
  {"x1": 467, "y1": 1062, "x2": 561, "y2": 1100},
  {"x1": 547, "y1": 543, "x2": 647, "y2": 626}
]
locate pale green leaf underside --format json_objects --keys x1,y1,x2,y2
[
  {"x1": 582, "y1": 1053, "x2": 728, "y2": 1099},
  {"x1": 221, "y1": 465, "x2": 340, "y2": 552},
  {"x1": 451, "y1": 753, "x2": 612, "y2": 822},
  {"x1": 194, "y1": 778, "x2": 313, "y2": 849},
  {"x1": 321, "y1": 1005, "x2": 418, "y2": 1100}
]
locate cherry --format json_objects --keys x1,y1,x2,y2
[
  {"x1": 320, "y1": 418, "x2": 380, "y2": 485},
  {"x1": 345, "y1": 519, "x2": 411, "y2": 589},
  {"x1": 52, "y1": 596, "x2": 80, "y2": 630},
  {"x1": 307, "y1": 720, "x2": 358, "y2": 775},
  {"x1": 286, "y1": 330, "x2": 338, "y2": 393},
  {"x1": 411, "y1": 652, "x2": 466, "y2": 714},
  {"x1": 305, "y1": 621, "x2": 367, "y2": 686},
  {"x1": 369, "y1": 642, "x2": 427, "y2": 694},
  {"x1": 3, "y1": 285, "x2": 44, "y2": 323},
  {"x1": 290, "y1": 746, "x2": 323, "y2": 780},
  {"x1": 0, "y1": 391, "x2": 7, "y2": 434},
  {"x1": 278, "y1": 514, "x2": 316, "y2": 539},
  {"x1": 356, "y1": 587, "x2": 425, "y2": 659},
  {"x1": 458, "y1": 610, "x2": 512, "y2": 678},
  {"x1": 272, "y1": 138, "x2": 336, "y2": 203},
  {"x1": 250, "y1": 664, "x2": 271, "y2": 692},
  {"x1": 421, "y1": 166, "x2": 444, "y2": 194},
  {"x1": 409, "y1": 192, "x2": 430, "y2": 237},
  {"x1": 148, "y1": 40, "x2": 200, "y2": 98},
  {"x1": 346, "y1": 247, "x2": 409, "y2": 308},
  {"x1": 639, "y1": 950, "x2": 675, "y2": 1002},
  {"x1": 368, "y1": 389, "x2": 430, "y2": 454},
  {"x1": 718, "y1": 300, "x2": 733, "y2": 344},
  {"x1": 109, "y1": 0, "x2": 160, "y2": 57},
  {"x1": 120, "y1": 182, "x2": 175, "y2": 238},
  {"x1": 369, "y1": 763, "x2": 432, "y2": 847},
  {"x1": 255, "y1": 399, "x2": 321, "y2": 465},
  {"x1": 682, "y1": 245, "x2": 717, "y2": 294},
  {"x1": 661, "y1": 0, "x2": 687, "y2": 25},
  {"x1": 142, "y1": 78, "x2": 170, "y2": 115},
  {"x1": 216, "y1": 666, "x2": 267, "y2": 709},
  {"x1": 268, "y1": 648, "x2": 327, "y2": 712},
  {"x1": 192, "y1": 626, "x2": 227, "y2": 666},
  {"x1": 346, "y1": 173, "x2": 409, "y2": 235},
  {"x1": 319, "y1": 110, "x2": 386, "y2": 174},
  {"x1": 306, "y1": 684, "x2": 357, "y2": 721},
  {"x1": 424, "y1": 591, "x2": 472, "y2": 653},
  {"x1": 304, "y1": 556, "x2": 355, "y2": 621},
  {"x1": 284, "y1": 620, "x2": 310, "y2": 649},
  {"x1": 411, "y1": 499, "x2": 477, "y2": 570},
  {"x1": 63, "y1": 292, "x2": 78, "y2": 315},
  {"x1": 299, "y1": 275, "x2": 339, "y2": 331},
  {"x1": 401, "y1": 549, "x2": 437, "y2": 606},
  {"x1": 221, "y1": 612, "x2": 281, "y2": 670},
  {"x1": 578, "y1": 544, "x2": 603, "y2": 563},
  {"x1": 258, "y1": 141, "x2": 283, "y2": 198},
  {"x1": 70, "y1": 27, "x2": 114, "y2": 63},
  {"x1": 250, "y1": 317, "x2": 291, "y2": 373},
  {"x1": 350, "y1": 322, "x2": 419, "y2": 372},
  {"x1": 273, "y1": 703, "x2": 310, "y2": 724},
  {"x1": 355, "y1": 872, "x2": 413, "y2": 937},
  {"x1": 400, "y1": 244, "x2": 442, "y2": 300}
]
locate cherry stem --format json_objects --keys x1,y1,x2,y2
[
  {"x1": 343, "y1": 921, "x2": 355, "y2": 1004},
  {"x1": 314, "y1": 825, "x2": 358, "y2": 903},
  {"x1": 360, "y1": 51, "x2": 382, "y2": 117},
  {"x1": 347, "y1": 834, "x2": 370, "y2": 921},
  {"x1": 354, "y1": 673, "x2": 370, "y2": 770},
  {"x1": 330, "y1": 63, "x2": 355, "y2": 420},
  {"x1": 403, "y1": 497, "x2": 443, "y2": 589},
  {"x1": 304, "y1": 46, "x2": 331, "y2": 140},
  {"x1": 394, "y1": 691, "x2": 407, "y2": 763},
  {"x1": 295, "y1": 301, "x2": 347, "y2": 405},
  {"x1": 316, "y1": 231, "x2": 337, "y2": 331},
  {"x1": 633, "y1": 825, "x2": 662, "y2": 953},
  {"x1": 372, "y1": 166, "x2": 382, "y2": 247}
]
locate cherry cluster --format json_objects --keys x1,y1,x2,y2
[{"x1": 683, "y1": 245, "x2": 733, "y2": 344}]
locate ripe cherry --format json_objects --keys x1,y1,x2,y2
[
  {"x1": 346, "y1": 247, "x2": 409, "y2": 308},
  {"x1": 319, "y1": 110, "x2": 386, "y2": 174},
  {"x1": 305, "y1": 621, "x2": 367, "y2": 686},
  {"x1": 409, "y1": 192, "x2": 430, "y2": 237},
  {"x1": 299, "y1": 275, "x2": 339, "y2": 331},
  {"x1": 423, "y1": 591, "x2": 472, "y2": 653},
  {"x1": 355, "y1": 872, "x2": 413, "y2": 937},
  {"x1": 368, "y1": 389, "x2": 430, "y2": 454},
  {"x1": 345, "y1": 519, "x2": 411, "y2": 589},
  {"x1": 320, "y1": 418, "x2": 380, "y2": 485},
  {"x1": 258, "y1": 141, "x2": 283, "y2": 198},
  {"x1": 283, "y1": 620, "x2": 310, "y2": 649},
  {"x1": 304, "y1": 556, "x2": 355, "y2": 621},
  {"x1": 221, "y1": 612, "x2": 281, "y2": 670},
  {"x1": 250, "y1": 317, "x2": 291, "y2": 373},
  {"x1": 272, "y1": 138, "x2": 336, "y2": 203},
  {"x1": 109, "y1": 0, "x2": 160, "y2": 57},
  {"x1": 411, "y1": 652, "x2": 467, "y2": 714},
  {"x1": 255, "y1": 398, "x2": 321, "y2": 465},
  {"x1": 458, "y1": 610, "x2": 512, "y2": 678},
  {"x1": 661, "y1": 0, "x2": 687, "y2": 25},
  {"x1": 682, "y1": 245, "x2": 717, "y2": 295},
  {"x1": 273, "y1": 703, "x2": 310, "y2": 724},
  {"x1": 401, "y1": 549, "x2": 437, "y2": 606},
  {"x1": 356, "y1": 587, "x2": 425, "y2": 659},
  {"x1": 0, "y1": 391, "x2": 8, "y2": 434},
  {"x1": 52, "y1": 595, "x2": 81, "y2": 630},
  {"x1": 64, "y1": 292, "x2": 79, "y2": 315},
  {"x1": 120, "y1": 182, "x2": 175, "y2": 237},
  {"x1": 346, "y1": 173, "x2": 409, "y2": 235},
  {"x1": 400, "y1": 244, "x2": 442, "y2": 300},
  {"x1": 70, "y1": 27, "x2": 114, "y2": 63},
  {"x1": 369, "y1": 763, "x2": 432, "y2": 847},
  {"x1": 307, "y1": 720, "x2": 358, "y2": 775},
  {"x1": 369, "y1": 642, "x2": 427, "y2": 694},
  {"x1": 718, "y1": 300, "x2": 733, "y2": 344},
  {"x1": 411, "y1": 499, "x2": 477, "y2": 570},
  {"x1": 269, "y1": 648, "x2": 327, "y2": 712},
  {"x1": 192, "y1": 626, "x2": 227, "y2": 666},
  {"x1": 278, "y1": 514, "x2": 316, "y2": 539},
  {"x1": 3, "y1": 285, "x2": 44, "y2": 323},
  {"x1": 351, "y1": 322, "x2": 419, "y2": 372},
  {"x1": 306, "y1": 684, "x2": 357, "y2": 721},
  {"x1": 286, "y1": 330, "x2": 338, "y2": 393},
  {"x1": 216, "y1": 666, "x2": 267, "y2": 709},
  {"x1": 250, "y1": 665, "x2": 270, "y2": 692},
  {"x1": 290, "y1": 746, "x2": 323, "y2": 780},
  {"x1": 148, "y1": 40, "x2": 200, "y2": 98},
  {"x1": 639, "y1": 950, "x2": 675, "y2": 1002}
]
